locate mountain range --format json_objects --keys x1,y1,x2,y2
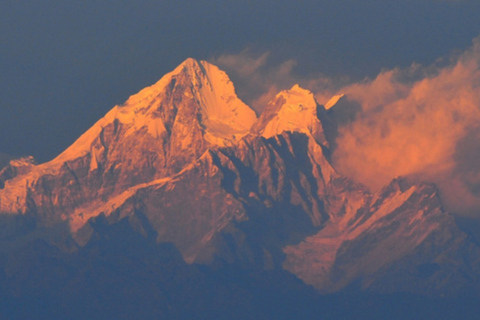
[{"x1": 1, "y1": 59, "x2": 480, "y2": 319}]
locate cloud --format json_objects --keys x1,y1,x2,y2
[{"x1": 331, "y1": 37, "x2": 480, "y2": 215}]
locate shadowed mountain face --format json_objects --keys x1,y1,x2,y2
[{"x1": 0, "y1": 59, "x2": 480, "y2": 318}]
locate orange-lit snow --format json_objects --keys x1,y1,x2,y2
[
  {"x1": 260, "y1": 85, "x2": 323, "y2": 139},
  {"x1": 324, "y1": 93, "x2": 345, "y2": 110}
]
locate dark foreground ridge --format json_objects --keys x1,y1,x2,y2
[{"x1": 1, "y1": 219, "x2": 479, "y2": 320}]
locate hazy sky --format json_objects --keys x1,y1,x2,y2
[{"x1": 2, "y1": 0, "x2": 480, "y2": 163}]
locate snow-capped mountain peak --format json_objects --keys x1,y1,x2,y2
[
  {"x1": 276, "y1": 84, "x2": 317, "y2": 111},
  {"x1": 56, "y1": 58, "x2": 257, "y2": 164},
  {"x1": 123, "y1": 58, "x2": 257, "y2": 139},
  {"x1": 252, "y1": 84, "x2": 330, "y2": 146}
]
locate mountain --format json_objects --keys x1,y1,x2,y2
[
  {"x1": 251, "y1": 84, "x2": 332, "y2": 147},
  {"x1": 0, "y1": 58, "x2": 256, "y2": 229},
  {"x1": 1, "y1": 58, "x2": 480, "y2": 319}
]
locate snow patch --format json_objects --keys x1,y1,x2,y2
[
  {"x1": 193, "y1": 60, "x2": 257, "y2": 140},
  {"x1": 260, "y1": 85, "x2": 323, "y2": 139},
  {"x1": 324, "y1": 94, "x2": 345, "y2": 110},
  {"x1": 9, "y1": 156, "x2": 35, "y2": 167},
  {"x1": 348, "y1": 186, "x2": 417, "y2": 239}
]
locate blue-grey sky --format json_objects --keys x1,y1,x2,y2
[{"x1": 2, "y1": 0, "x2": 480, "y2": 162}]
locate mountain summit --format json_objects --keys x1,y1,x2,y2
[
  {"x1": 58, "y1": 58, "x2": 257, "y2": 164},
  {"x1": 252, "y1": 84, "x2": 331, "y2": 147},
  {"x1": 0, "y1": 59, "x2": 479, "y2": 304}
]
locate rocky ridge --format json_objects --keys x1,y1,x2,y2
[{"x1": 0, "y1": 58, "x2": 479, "y2": 296}]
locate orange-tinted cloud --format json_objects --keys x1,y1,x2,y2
[{"x1": 332, "y1": 37, "x2": 480, "y2": 215}]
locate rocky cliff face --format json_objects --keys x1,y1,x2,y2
[
  {"x1": 284, "y1": 178, "x2": 480, "y2": 295},
  {"x1": 0, "y1": 59, "x2": 479, "y2": 296}
]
